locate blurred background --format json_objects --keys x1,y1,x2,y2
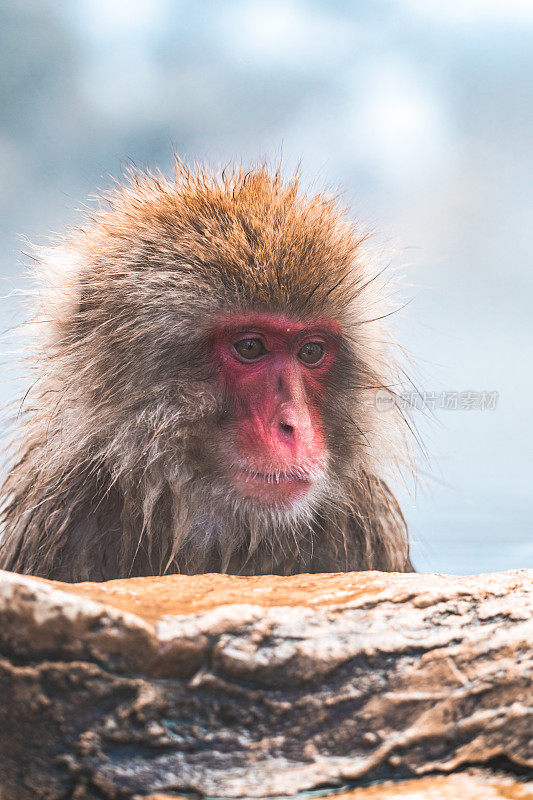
[{"x1": 0, "y1": 0, "x2": 531, "y2": 574}]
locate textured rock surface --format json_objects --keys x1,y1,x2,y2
[
  {"x1": 140, "y1": 770, "x2": 533, "y2": 799},
  {"x1": 0, "y1": 568, "x2": 531, "y2": 799}
]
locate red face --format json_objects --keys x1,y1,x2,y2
[{"x1": 210, "y1": 313, "x2": 340, "y2": 507}]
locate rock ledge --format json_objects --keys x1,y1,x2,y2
[{"x1": 0, "y1": 568, "x2": 531, "y2": 799}]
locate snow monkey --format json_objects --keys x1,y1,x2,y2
[{"x1": 0, "y1": 162, "x2": 414, "y2": 582}]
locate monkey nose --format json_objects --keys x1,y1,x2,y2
[{"x1": 275, "y1": 404, "x2": 311, "y2": 445}]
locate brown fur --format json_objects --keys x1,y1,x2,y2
[{"x1": 0, "y1": 161, "x2": 414, "y2": 581}]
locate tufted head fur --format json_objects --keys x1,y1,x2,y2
[{"x1": 0, "y1": 161, "x2": 413, "y2": 581}]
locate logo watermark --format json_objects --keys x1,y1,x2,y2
[{"x1": 375, "y1": 389, "x2": 499, "y2": 412}]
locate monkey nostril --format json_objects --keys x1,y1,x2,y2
[{"x1": 279, "y1": 421, "x2": 295, "y2": 437}]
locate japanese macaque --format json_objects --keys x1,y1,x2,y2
[{"x1": 0, "y1": 162, "x2": 413, "y2": 582}]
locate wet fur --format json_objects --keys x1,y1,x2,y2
[{"x1": 0, "y1": 162, "x2": 413, "y2": 581}]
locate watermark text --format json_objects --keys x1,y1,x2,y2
[{"x1": 375, "y1": 390, "x2": 499, "y2": 412}]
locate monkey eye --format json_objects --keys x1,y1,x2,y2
[
  {"x1": 297, "y1": 342, "x2": 325, "y2": 365},
  {"x1": 233, "y1": 337, "x2": 266, "y2": 360}
]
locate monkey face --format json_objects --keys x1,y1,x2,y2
[{"x1": 209, "y1": 312, "x2": 341, "y2": 509}]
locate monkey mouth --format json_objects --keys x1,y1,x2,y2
[{"x1": 233, "y1": 467, "x2": 315, "y2": 505}]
